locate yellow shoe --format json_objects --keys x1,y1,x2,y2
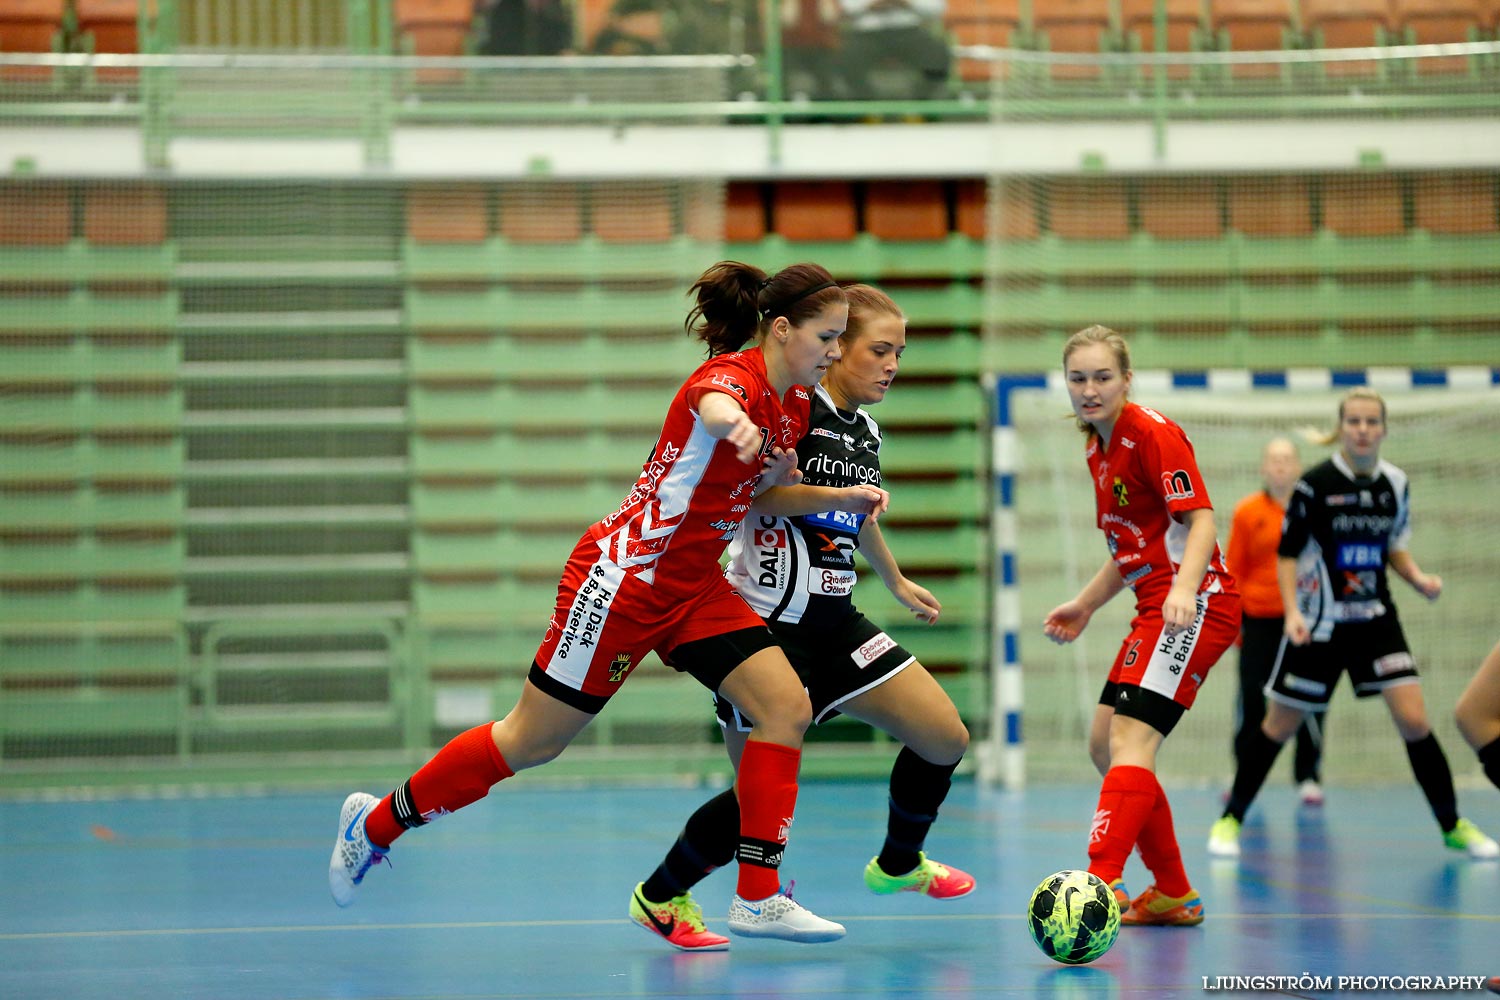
[
  {"x1": 1120, "y1": 884, "x2": 1204, "y2": 927},
  {"x1": 1207, "y1": 815, "x2": 1241, "y2": 858}
]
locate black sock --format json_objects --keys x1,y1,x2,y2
[
  {"x1": 1225, "y1": 726, "x2": 1284, "y2": 823},
  {"x1": 1479, "y1": 737, "x2": 1500, "y2": 793},
  {"x1": 641, "y1": 788, "x2": 739, "y2": 904},
  {"x1": 1405, "y1": 733, "x2": 1460, "y2": 833},
  {"x1": 876, "y1": 746, "x2": 960, "y2": 876},
  {"x1": 1293, "y1": 711, "x2": 1326, "y2": 785}
]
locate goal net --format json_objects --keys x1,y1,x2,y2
[{"x1": 994, "y1": 369, "x2": 1500, "y2": 788}]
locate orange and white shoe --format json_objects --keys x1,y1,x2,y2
[
  {"x1": 1120, "y1": 884, "x2": 1204, "y2": 926},
  {"x1": 1107, "y1": 878, "x2": 1130, "y2": 913},
  {"x1": 629, "y1": 883, "x2": 730, "y2": 952}
]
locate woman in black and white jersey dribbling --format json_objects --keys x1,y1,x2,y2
[
  {"x1": 627, "y1": 284, "x2": 975, "y2": 951},
  {"x1": 1208, "y1": 387, "x2": 1499, "y2": 859}
]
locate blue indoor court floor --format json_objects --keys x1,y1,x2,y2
[{"x1": 2, "y1": 780, "x2": 1497, "y2": 1000}]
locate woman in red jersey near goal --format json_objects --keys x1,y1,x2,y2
[
  {"x1": 1042, "y1": 324, "x2": 1242, "y2": 927},
  {"x1": 327, "y1": 261, "x2": 887, "y2": 944}
]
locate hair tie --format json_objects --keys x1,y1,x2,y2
[{"x1": 760, "y1": 279, "x2": 838, "y2": 321}]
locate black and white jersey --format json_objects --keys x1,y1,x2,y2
[
  {"x1": 725, "y1": 385, "x2": 882, "y2": 626},
  {"x1": 1278, "y1": 452, "x2": 1412, "y2": 642}
]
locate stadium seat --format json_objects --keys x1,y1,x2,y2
[
  {"x1": 1032, "y1": 0, "x2": 1116, "y2": 80},
  {"x1": 394, "y1": 0, "x2": 475, "y2": 82},
  {"x1": 73, "y1": 0, "x2": 140, "y2": 83},
  {"x1": 1227, "y1": 175, "x2": 1314, "y2": 236},
  {"x1": 0, "y1": 182, "x2": 71, "y2": 245},
  {"x1": 864, "y1": 181, "x2": 950, "y2": 242},
  {"x1": 82, "y1": 185, "x2": 167, "y2": 245},
  {"x1": 1393, "y1": 0, "x2": 1484, "y2": 74},
  {"x1": 1121, "y1": 0, "x2": 1203, "y2": 79},
  {"x1": 406, "y1": 185, "x2": 489, "y2": 243},
  {"x1": 1139, "y1": 178, "x2": 1224, "y2": 239},
  {"x1": 957, "y1": 178, "x2": 1042, "y2": 241},
  {"x1": 1046, "y1": 178, "x2": 1130, "y2": 240},
  {"x1": 591, "y1": 183, "x2": 674, "y2": 243},
  {"x1": 771, "y1": 181, "x2": 858, "y2": 242},
  {"x1": 944, "y1": 0, "x2": 1024, "y2": 82},
  {"x1": 1301, "y1": 0, "x2": 1393, "y2": 77},
  {"x1": 498, "y1": 183, "x2": 583, "y2": 243},
  {"x1": 1321, "y1": 174, "x2": 1405, "y2": 237},
  {"x1": 1209, "y1": 0, "x2": 1298, "y2": 79},
  {"x1": 723, "y1": 182, "x2": 767, "y2": 243},
  {"x1": 1412, "y1": 172, "x2": 1498, "y2": 234},
  {"x1": 0, "y1": 0, "x2": 64, "y2": 81}
]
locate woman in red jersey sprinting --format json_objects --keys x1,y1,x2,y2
[{"x1": 328, "y1": 261, "x2": 887, "y2": 944}]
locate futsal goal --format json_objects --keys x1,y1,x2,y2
[{"x1": 983, "y1": 367, "x2": 1500, "y2": 790}]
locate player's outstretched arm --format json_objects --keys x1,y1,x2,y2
[
  {"x1": 752, "y1": 481, "x2": 889, "y2": 518},
  {"x1": 1043, "y1": 558, "x2": 1125, "y2": 645},
  {"x1": 859, "y1": 519, "x2": 941, "y2": 624},
  {"x1": 1388, "y1": 549, "x2": 1442, "y2": 601}
]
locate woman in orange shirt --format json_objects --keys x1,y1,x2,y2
[{"x1": 1226, "y1": 437, "x2": 1328, "y2": 805}]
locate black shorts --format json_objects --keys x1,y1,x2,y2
[
  {"x1": 1265, "y1": 613, "x2": 1418, "y2": 711},
  {"x1": 714, "y1": 610, "x2": 916, "y2": 730},
  {"x1": 1097, "y1": 681, "x2": 1187, "y2": 738}
]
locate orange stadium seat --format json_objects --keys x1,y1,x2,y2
[
  {"x1": 771, "y1": 182, "x2": 858, "y2": 242},
  {"x1": 722, "y1": 182, "x2": 767, "y2": 243},
  {"x1": 1394, "y1": 0, "x2": 1483, "y2": 74},
  {"x1": 1032, "y1": 0, "x2": 1116, "y2": 80},
  {"x1": 1210, "y1": 0, "x2": 1298, "y2": 78},
  {"x1": 577, "y1": 0, "x2": 612, "y2": 50},
  {"x1": 944, "y1": 0, "x2": 1024, "y2": 82},
  {"x1": 0, "y1": 182, "x2": 71, "y2": 245},
  {"x1": 1227, "y1": 176, "x2": 1314, "y2": 236},
  {"x1": 592, "y1": 183, "x2": 674, "y2": 243},
  {"x1": 1412, "y1": 173, "x2": 1499, "y2": 234},
  {"x1": 985, "y1": 179, "x2": 1042, "y2": 241},
  {"x1": 1046, "y1": 178, "x2": 1130, "y2": 240},
  {"x1": 406, "y1": 185, "x2": 489, "y2": 243},
  {"x1": 395, "y1": 0, "x2": 475, "y2": 82},
  {"x1": 1121, "y1": 0, "x2": 1203, "y2": 79},
  {"x1": 73, "y1": 0, "x2": 140, "y2": 82},
  {"x1": 864, "y1": 182, "x2": 950, "y2": 242},
  {"x1": 498, "y1": 183, "x2": 583, "y2": 243},
  {"x1": 83, "y1": 184, "x2": 167, "y2": 245},
  {"x1": 0, "y1": 0, "x2": 65, "y2": 81},
  {"x1": 1139, "y1": 178, "x2": 1224, "y2": 239},
  {"x1": 1321, "y1": 174, "x2": 1405, "y2": 237},
  {"x1": 1301, "y1": 0, "x2": 1393, "y2": 77}
]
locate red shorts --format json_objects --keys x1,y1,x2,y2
[
  {"x1": 532, "y1": 533, "x2": 766, "y2": 704},
  {"x1": 1107, "y1": 591, "x2": 1241, "y2": 711}
]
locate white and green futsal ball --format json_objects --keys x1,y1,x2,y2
[{"x1": 1026, "y1": 869, "x2": 1121, "y2": 965}]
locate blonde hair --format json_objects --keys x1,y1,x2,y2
[
  {"x1": 1301, "y1": 386, "x2": 1387, "y2": 446},
  {"x1": 841, "y1": 283, "x2": 904, "y2": 343},
  {"x1": 1062, "y1": 324, "x2": 1132, "y2": 436}
]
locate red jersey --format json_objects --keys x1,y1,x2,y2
[
  {"x1": 585, "y1": 348, "x2": 811, "y2": 602},
  {"x1": 1085, "y1": 401, "x2": 1235, "y2": 613}
]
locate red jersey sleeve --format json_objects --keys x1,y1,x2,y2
[{"x1": 1141, "y1": 410, "x2": 1214, "y2": 519}]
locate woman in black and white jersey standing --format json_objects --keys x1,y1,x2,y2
[
  {"x1": 627, "y1": 284, "x2": 976, "y2": 952},
  {"x1": 1208, "y1": 387, "x2": 1498, "y2": 859}
]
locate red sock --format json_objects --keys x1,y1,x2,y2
[
  {"x1": 1135, "y1": 777, "x2": 1192, "y2": 897},
  {"x1": 1086, "y1": 764, "x2": 1157, "y2": 885},
  {"x1": 734, "y1": 739, "x2": 802, "y2": 900},
  {"x1": 365, "y1": 723, "x2": 513, "y2": 849}
]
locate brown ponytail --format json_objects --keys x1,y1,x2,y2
[{"x1": 685, "y1": 260, "x2": 844, "y2": 357}]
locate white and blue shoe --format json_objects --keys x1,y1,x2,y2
[
  {"x1": 329, "y1": 792, "x2": 388, "y2": 907},
  {"x1": 727, "y1": 881, "x2": 845, "y2": 943}
]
